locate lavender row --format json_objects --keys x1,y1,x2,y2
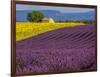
[
  {"x1": 16, "y1": 25, "x2": 96, "y2": 75},
  {"x1": 16, "y1": 48, "x2": 96, "y2": 75}
]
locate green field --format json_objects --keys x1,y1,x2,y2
[{"x1": 16, "y1": 22, "x2": 85, "y2": 41}]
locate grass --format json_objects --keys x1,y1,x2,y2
[{"x1": 16, "y1": 22, "x2": 85, "y2": 41}]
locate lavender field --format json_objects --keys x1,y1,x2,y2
[{"x1": 16, "y1": 25, "x2": 96, "y2": 75}]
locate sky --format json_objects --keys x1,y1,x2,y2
[{"x1": 16, "y1": 4, "x2": 95, "y2": 13}]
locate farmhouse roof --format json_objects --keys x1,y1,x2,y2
[{"x1": 42, "y1": 17, "x2": 49, "y2": 20}]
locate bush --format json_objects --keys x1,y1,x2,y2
[{"x1": 27, "y1": 11, "x2": 44, "y2": 22}]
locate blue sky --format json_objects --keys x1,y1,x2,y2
[{"x1": 16, "y1": 4, "x2": 95, "y2": 13}]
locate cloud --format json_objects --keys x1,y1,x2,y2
[{"x1": 16, "y1": 4, "x2": 95, "y2": 13}]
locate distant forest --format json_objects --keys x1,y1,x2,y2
[{"x1": 56, "y1": 20, "x2": 96, "y2": 24}]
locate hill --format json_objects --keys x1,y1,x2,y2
[{"x1": 16, "y1": 10, "x2": 95, "y2": 22}]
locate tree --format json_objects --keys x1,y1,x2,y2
[{"x1": 27, "y1": 11, "x2": 44, "y2": 22}]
